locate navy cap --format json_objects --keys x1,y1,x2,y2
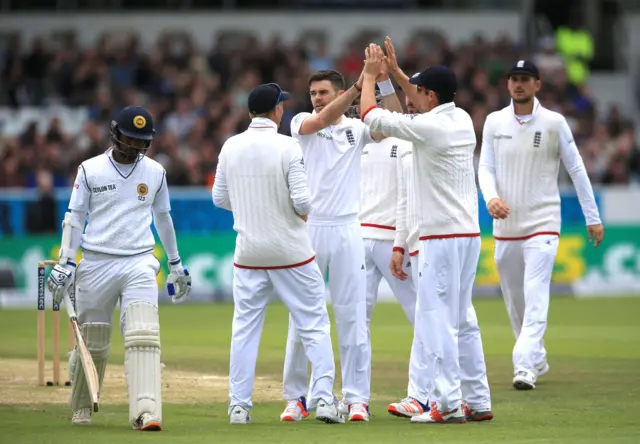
[
  {"x1": 248, "y1": 83, "x2": 290, "y2": 115},
  {"x1": 409, "y1": 65, "x2": 457, "y2": 98},
  {"x1": 114, "y1": 106, "x2": 155, "y2": 141},
  {"x1": 507, "y1": 60, "x2": 540, "y2": 79}
]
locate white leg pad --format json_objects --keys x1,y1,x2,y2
[
  {"x1": 69, "y1": 323, "x2": 111, "y2": 410},
  {"x1": 123, "y1": 302, "x2": 162, "y2": 423}
]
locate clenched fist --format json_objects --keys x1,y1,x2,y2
[{"x1": 487, "y1": 198, "x2": 510, "y2": 220}]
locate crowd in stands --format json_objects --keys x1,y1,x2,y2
[{"x1": 1, "y1": 28, "x2": 639, "y2": 191}]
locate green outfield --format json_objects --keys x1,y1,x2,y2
[{"x1": 1, "y1": 296, "x2": 639, "y2": 443}]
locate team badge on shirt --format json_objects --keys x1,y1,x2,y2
[
  {"x1": 137, "y1": 183, "x2": 148, "y2": 196},
  {"x1": 346, "y1": 129, "x2": 355, "y2": 146},
  {"x1": 533, "y1": 131, "x2": 542, "y2": 148},
  {"x1": 133, "y1": 115, "x2": 147, "y2": 129},
  {"x1": 390, "y1": 145, "x2": 398, "y2": 158}
]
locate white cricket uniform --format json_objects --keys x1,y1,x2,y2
[
  {"x1": 360, "y1": 137, "x2": 416, "y2": 325},
  {"x1": 69, "y1": 149, "x2": 169, "y2": 327},
  {"x1": 68, "y1": 147, "x2": 177, "y2": 422},
  {"x1": 364, "y1": 104, "x2": 491, "y2": 413},
  {"x1": 284, "y1": 112, "x2": 372, "y2": 408},
  {"x1": 212, "y1": 117, "x2": 335, "y2": 411},
  {"x1": 478, "y1": 98, "x2": 601, "y2": 374}
]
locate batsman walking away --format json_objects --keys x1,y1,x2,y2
[{"x1": 46, "y1": 105, "x2": 192, "y2": 431}]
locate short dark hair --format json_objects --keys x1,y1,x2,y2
[{"x1": 308, "y1": 70, "x2": 346, "y2": 91}]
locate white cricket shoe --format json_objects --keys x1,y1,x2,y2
[
  {"x1": 536, "y1": 361, "x2": 550, "y2": 378},
  {"x1": 315, "y1": 398, "x2": 345, "y2": 424},
  {"x1": 71, "y1": 408, "x2": 92, "y2": 425},
  {"x1": 229, "y1": 405, "x2": 251, "y2": 424},
  {"x1": 513, "y1": 368, "x2": 537, "y2": 390},
  {"x1": 132, "y1": 412, "x2": 162, "y2": 431},
  {"x1": 410, "y1": 402, "x2": 466, "y2": 424},
  {"x1": 279, "y1": 397, "x2": 309, "y2": 422},
  {"x1": 387, "y1": 397, "x2": 427, "y2": 418},
  {"x1": 348, "y1": 403, "x2": 370, "y2": 422}
]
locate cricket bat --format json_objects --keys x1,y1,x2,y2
[{"x1": 63, "y1": 290, "x2": 100, "y2": 412}]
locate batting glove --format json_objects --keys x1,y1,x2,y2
[
  {"x1": 167, "y1": 260, "x2": 191, "y2": 304},
  {"x1": 47, "y1": 261, "x2": 76, "y2": 306}
]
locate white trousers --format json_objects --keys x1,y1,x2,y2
[
  {"x1": 408, "y1": 237, "x2": 491, "y2": 411},
  {"x1": 283, "y1": 220, "x2": 370, "y2": 407},
  {"x1": 410, "y1": 254, "x2": 420, "y2": 291},
  {"x1": 75, "y1": 251, "x2": 160, "y2": 330},
  {"x1": 230, "y1": 262, "x2": 335, "y2": 410},
  {"x1": 494, "y1": 234, "x2": 559, "y2": 373},
  {"x1": 364, "y1": 238, "x2": 416, "y2": 324}
]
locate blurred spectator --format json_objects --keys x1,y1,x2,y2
[{"x1": 0, "y1": 28, "x2": 635, "y2": 189}]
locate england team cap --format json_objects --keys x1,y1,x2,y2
[
  {"x1": 507, "y1": 60, "x2": 540, "y2": 79},
  {"x1": 409, "y1": 65, "x2": 457, "y2": 98},
  {"x1": 248, "y1": 83, "x2": 290, "y2": 115}
]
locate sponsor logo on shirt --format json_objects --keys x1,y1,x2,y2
[
  {"x1": 92, "y1": 184, "x2": 116, "y2": 193},
  {"x1": 494, "y1": 134, "x2": 513, "y2": 140},
  {"x1": 316, "y1": 131, "x2": 334, "y2": 141}
]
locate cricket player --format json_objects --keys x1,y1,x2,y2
[
  {"x1": 360, "y1": 41, "x2": 492, "y2": 424},
  {"x1": 478, "y1": 60, "x2": 603, "y2": 390},
  {"x1": 46, "y1": 106, "x2": 192, "y2": 430},
  {"x1": 212, "y1": 83, "x2": 343, "y2": 425},
  {"x1": 282, "y1": 68, "x2": 397, "y2": 422}
]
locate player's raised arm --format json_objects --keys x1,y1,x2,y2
[
  {"x1": 384, "y1": 36, "x2": 423, "y2": 112},
  {"x1": 152, "y1": 172, "x2": 192, "y2": 304}
]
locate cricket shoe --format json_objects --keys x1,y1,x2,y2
[
  {"x1": 387, "y1": 397, "x2": 428, "y2": 418},
  {"x1": 348, "y1": 403, "x2": 370, "y2": 422},
  {"x1": 410, "y1": 402, "x2": 466, "y2": 424},
  {"x1": 280, "y1": 396, "x2": 309, "y2": 422},
  {"x1": 513, "y1": 368, "x2": 537, "y2": 390},
  {"x1": 71, "y1": 408, "x2": 92, "y2": 425},
  {"x1": 536, "y1": 361, "x2": 550, "y2": 378},
  {"x1": 229, "y1": 405, "x2": 251, "y2": 424},
  {"x1": 132, "y1": 412, "x2": 162, "y2": 431},
  {"x1": 462, "y1": 402, "x2": 493, "y2": 422},
  {"x1": 315, "y1": 398, "x2": 345, "y2": 424}
]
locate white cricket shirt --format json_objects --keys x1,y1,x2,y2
[
  {"x1": 290, "y1": 112, "x2": 373, "y2": 221},
  {"x1": 363, "y1": 103, "x2": 480, "y2": 240},
  {"x1": 68, "y1": 148, "x2": 170, "y2": 256},
  {"x1": 212, "y1": 117, "x2": 315, "y2": 269},
  {"x1": 394, "y1": 142, "x2": 420, "y2": 255},
  {"x1": 359, "y1": 137, "x2": 411, "y2": 241},
  {"x1": 478, "y1": 98, "x2": 601, "y2": 240}
]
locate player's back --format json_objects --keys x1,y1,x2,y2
[
  {"x1": 220, "y1": 127, "x2": 315, "y2": 268},
  {"x1": 291, "y1": 113, "x2": 371, "y2": 219},
  {"x1": 413, "y1": 104, "x2": 479, "y2": 238},
  {"x1": 76, "y1": 149, "x2": 166, "y2": 256}
]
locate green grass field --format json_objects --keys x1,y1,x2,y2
[{"x1": 1, "y1": 296, "x2": 639, "y2": 443}]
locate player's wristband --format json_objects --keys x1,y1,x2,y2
[
  {"x1": 169, "y1": 257, "x2": 182, "y2": 266},
  {"x1": 377, "y1": 78, "x2": 395, "y2": 96}
]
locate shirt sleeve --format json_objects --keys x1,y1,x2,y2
[
  {"x1": 153, "y1": 211, "x2": 180, "y2": 264},
  {"x1": 68, "y1": 165, "x2": 91, "y2": 213},
  {"x1": 362, "y1": 107, "x2": 432, "y2": 145},
  {"x1": 286, "y1": 142, "x2": 311, "y2": 216},
  {"x1": 393, "y1": 151, "x2": 408, "y2": 254},
  {"x1": 477, "y1": 117, "x2": 500, "y2": 204},
  {"x1": 558, "y1": 118, "x2": 602, "y2": 226},
  {"x1": 290, "y1": 112, "x2": 312, "y2": 140},
  {"x1": 212, "y1": 147, "x2": 232, "y2": 211},
  {"x1": 152, "y1": 170, "x2": 171, "y2": 213}
]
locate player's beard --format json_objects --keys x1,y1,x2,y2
[{"x1": 512, "y1": 94, "x2": 534, "y2": 104}]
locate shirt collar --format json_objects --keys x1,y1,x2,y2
[
  {"x1": 430, "y1": 102, "x2": 455, "y2": 114},
  {"x1": 510, "y1": 97, "x2": 541, "y2": 125},
  {"x1": 249, "y1": 117, "x2": 278, "y2": 130}
]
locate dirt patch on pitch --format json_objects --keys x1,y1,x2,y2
[{"x1": 0, "y1": 358, "x2": 282, "y2": 405}]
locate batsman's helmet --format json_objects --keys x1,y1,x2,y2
[{"x1": 110, "y1": 106, "x2": 155, "y2": 161}]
